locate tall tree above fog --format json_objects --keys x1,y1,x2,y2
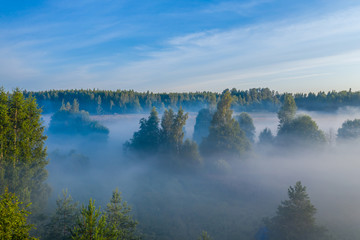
[
  {"x1": 193, "y1": 108, "x2": 213, "y2": 144},
  {"x1": 125, "y1": 107, "x2": 201, "y2": 166},
  {"x1": 0, "y1": 88, "x2": 49, "y2": 213},
  {"x1": 200, "y1": 90, "x2": 250, "y2": 160},
  {"x1": 265, "y1": 181, "x2": 330, "y2": 240},
  {"x1": 277, "y1": 115, "x2": 326, "y2": 146},
  {"x1": 160, "y1": 107, "x2": 188, "y2": 155},
  {"x1": 126, "y1": 107, "x2": 160, "y2": 154},
  {"x1": 277, "y1": 94, "x2": 297, "y2": 128},
  {"x1": 237, "y1": 112, "x2": 256, "y2": 143},
  {"x1": 337, "y1": 119, "x2": 360, "y2": 140}
]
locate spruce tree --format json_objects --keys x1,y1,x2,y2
[
  {"x1": 266, "y1": 182, "x2": 329, "y2": 240},
  {"x1": 200, "y1": 91, "x2": 250, "y2": 161},
  {"x1": 106, "y1": 189, "x2": 139, "y2": 240},
  {"x1": 0, "y1": 88, "x2": 49, "y2": 213},
  {"x1": 0, "y1": 188, "x2": 38, "y2": 240},
  {"x1": 71, "y1": 199, "x2": 117, "y2": 240},
  {"x1": 46, "y1": 190, "x2": 79, "y2": 240}
]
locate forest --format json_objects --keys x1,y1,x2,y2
[
  {"x1": 23, "y1": 88, "x2": 360, "y2": 114},
  {"x1": 1, "y1": 87, "x2": 360, "y2": 240}
]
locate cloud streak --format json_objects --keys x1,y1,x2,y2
[{"x1": 1, "y1": 2, "x2": 360, "y2": 92}]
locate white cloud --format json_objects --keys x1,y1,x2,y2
[
  {"x1": 104, "y1": 5, "x2": 360, "y2": 92},
  {"x1": 1, "y1": 4, "x2": 360, "y2": 93}
]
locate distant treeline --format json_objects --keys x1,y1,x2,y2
[{"x1": 23, "y1": 88, "x2": 360, "y2": 114}]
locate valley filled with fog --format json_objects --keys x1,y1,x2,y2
[{"x1": 42, "y1": 107, "x2": 360, "y2": 240}]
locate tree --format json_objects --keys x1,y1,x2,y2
[
  {"x1": 265, "y1": 181, "x2": 329, "y2": 240},
  {"x1": 193, "y1": 108, "x2": 213, "y2": 144},
  {"x1": 258, "y1": 128, "x2": 274, "y2": 145},
  {"x1": 71, "y1": 99, "x2": 80, "y2": 113},
  {"x1": 237, "y1": 112, "x2": 255, "y2": 142},
  {"x1": 0, "y1": 188, "x2": 38, "y2": 240},
  {"x1": 0, "y1": 88, "x2": 9, "y2": 163},
  {"x1": 197, "y1": 231, "x2": 212, "y2": 240},
  {"x1": 71, "y1": 199, "x2": 117, "y2": 240},
  {"x1": 48, "y1": 106, "x2": 109, "y2": 138},
  {"x1": 179, "y1": 139, "x2": 202, "y2": 166},
  {"x1": 126, "y1": 107, "x2": 160, "y2": 154},
  {"x1": 277, "y1": 115, "x2": 326, "y2": 147},
  {"x1": 0, "y1": 88, "x2": 49, "y2": 213},
  {"x1": 277, "y1": 94, "x2": 297, "y2": 128},
  {"x1": 46, "y1": 190, "x2": 79, "y2": 240},
  {"x1": 337, "y1": 119, "x2": 360, "y2": 140},
  {"x1": 106, "y1": 189, "x2": 139, "y2": 240},
  {"x1": 200, "y1": 91, "x2": 250, "y2": 160},
  {"x1": 159, "y1": 108, "x2": 188, "y2": 155}
]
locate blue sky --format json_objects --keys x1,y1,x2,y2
[{"x1": 1, "y1": 0, "x2": 360, "y2": 93}]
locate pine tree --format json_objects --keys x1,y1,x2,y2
[
  {"x1": 106, "y1": 189, "x2": 139, "y2": 240},
  {"x1": 71, "y1": 199, "x2": 117, "y2": 240},
  {"x1": 0, "y1": 88, "x2": 9, "y2": 164},
  {"x1": 0, "y1": 88, "x2": 49, "y2": 213},
  {"x1": 266, "y1": 182, "x2": 329, "y2": 240},
  {"x1": 0, "y1": 188, "x2": 38, "y2": 240},
  {"x1": 200, "y1": 91, "x2": 250, "y2": 161},
  {"x1": 46, "y1": 190, "x2": 79, "y2": 240}
]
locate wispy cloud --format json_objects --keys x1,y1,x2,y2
[
  {"x1": 1, "y1": 2, "x2": 360, "y2": 93},
  {"x1": 103, "y1": 5, "x2": 360, "y2": 93}
]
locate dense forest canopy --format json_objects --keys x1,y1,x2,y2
[{"x1": 23, "y1": 88, "x2": 360, "y2": 114}]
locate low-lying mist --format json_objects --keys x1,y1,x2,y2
[{"x1": 43, "y1": 107, "x2": 360, "y2": 240}]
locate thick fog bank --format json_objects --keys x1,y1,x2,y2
[{"x1": 42, "y1": 108, "x2": 360, "y2": 240}]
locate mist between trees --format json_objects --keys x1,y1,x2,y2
[{"x1": 2, "y1": 87, "x2": 360, "y2": 239}]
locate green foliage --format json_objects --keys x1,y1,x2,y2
[
  {"x1": 71, "y1": 199, "x2": 117, "y2": 240},
  {"x1": 258, "y1": 128, "x2": 274, "y2": 145},
  {"x1": 277, "y1": 94, "x2": 297, "y2": 128},
  {"x1": 266, "y1": 181, "x2": 329, "y2": 240},
  {"x1": 24, "y1": 88, "x2": 360, "y2": 114},
  {"x1": 277, "y1": 115, "x2": 326, "y2": 146},
  {"x1": 106, "y1": 189, "x2": 140, "y2": 240},
  {"x1": 126, "y1": 107, "x2": 201, "y2": 167},
  {"x1": 0, "y1": 188, "x2": 38, "y2": 240},
  {"x1": 0, "y1": 88, "x2": 49, "y2": 213},
  {"x1": 46, "y1": 189, "x2": 79, "y2": 240},
  {"x1": 48, "y1": 103, "x2": 109, "y2": 137},
  {"x1": 193, "y1": 108, "x2": 213, "y2": 144},
  {"x1": 237, "y1": 112, "x2": 255, "y2": 142},
  {"x1": 200, "y1": 91, "x2": 250, "y2": 161},
  {"x1": 126, "y1": 107, "x2": 160, "y2": 154},
  {"x1": 160, "y1": 107, "x2": 188, "y2": 155},
  {"x1": 197, "y1": 231, "x2": 212, "y2": 240},
  {"x1": 337, "y1": 119, "x2": 360, "y2": 140}
]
